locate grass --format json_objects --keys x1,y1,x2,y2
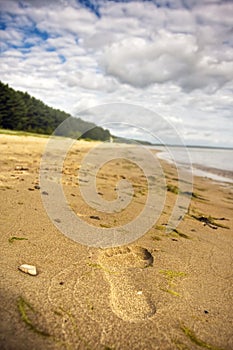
[
  {"x1": 180, "y1": 324, "x2": 225, "y2": 350},
  {"x1": 9, "y1": 236, "x2": 28, "y2": 243},
  {"x1": 17, "y1": 296, "x2": 50, "y2": 337},
  {"x1": 0, "y1": 128, "x2": 49, "y2": 138}
]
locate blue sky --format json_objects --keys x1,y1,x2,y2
[{"x1": 0, "y1": 0, "x2": 233, "y2": 146}]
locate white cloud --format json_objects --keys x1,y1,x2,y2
[
  {"x1": 61, "y1": 70, "x2": 118, "y2": 92},
  {"x1": 0, "y1": 0, "x2": 232, "y2": 147},
  {"x1": 101, "y1": 30, "x2": 233, "y2": 92}
]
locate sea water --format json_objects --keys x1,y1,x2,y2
[{"x1": 155, "y1": 146, "x2": 233, "y2": 183}]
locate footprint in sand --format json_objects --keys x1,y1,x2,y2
[{"x1": 98, "y1": 246, "x2": 156, "y2": 322}]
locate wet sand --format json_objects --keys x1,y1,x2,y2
[
  {"x1": 0, "y1": 134, "x2": 232, "y2": 350},
  {"x1": 192, "y1": 163, "x2": 233, "y2": 183}
]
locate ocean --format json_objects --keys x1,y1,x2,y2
[{"x1": 154, "y1": 146, "x2": 233, "y2": 183}]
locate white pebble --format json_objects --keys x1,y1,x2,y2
[{"x1": 19, "y1": 264, "x2": 37, "y2": 276}]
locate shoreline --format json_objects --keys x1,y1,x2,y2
[
  {"x1": 191, "y1": 163, "x2": 233, "y2": 183},
  {"x1": 156, "y1": 148, "x2": 233, "y2": 184}
]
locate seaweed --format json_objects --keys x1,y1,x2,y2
[
  {"x1": 100, "y1": 223, "x2": 111, "y2": 228},
  {"x1": 53, "y1": 310, "x2": 63, "y2": 316},
  {"x1": 166, "y1": 184, "x2": 205, "y2": 201},
  {"x1": 159, "y1": 270, "x2": 187, "y2": 297},
  {"x1": 58, "y1": 307, "x2": 93, "y2": 350},
  {"x1": 87, "y1": 262, "x2": 103, "y2": 270},
  {"x1": 159, "y1": 270, "x2": 187, "y2": 280},
  {"x1": 155, "y1": 224, "x2": 190, "y2": 239},
  {"x1": 155, "y1": 224, "x2": 166, "y2": 231},
  {"x1": 191, "y1": 214, "x2": 229, "y2": 229},
  {"x1": 9, "y1": 236, "x2": 28, "y2": 243},
  {"x1": 87, "y1": 262, "x2": 120, "y2": 275},
  {"x1": 151, "y1": 235, "x2": 162, "y2": 241},
  {"x1": 167, "y1": 184, "x2": 180, "y2": 194},
  {"x1": 172, "y1": 229, "x2": 190, "y2": 239},
  {"x1": 183, "y1": 191, "x2": 206, "y2": 201},
  {"x1": 161, "y1": 288, "x2": 181, "y2": 297},
  {"x1": 17, "y1": 296, "x2": 50, "y2": 337},
  {"x1": 180, "y1": 324, "x2": 225, "y2": 350},
  {"x1": 173, "y1": 339, "x2": 190, "y2": 350}
]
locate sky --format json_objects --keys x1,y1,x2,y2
[{"x1": 0, "y1": 0, "x2": 233, "y2": 147}]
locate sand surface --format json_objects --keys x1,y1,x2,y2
[{"x1": 0, "y1": 134, "x2": 233, "y2": 350}]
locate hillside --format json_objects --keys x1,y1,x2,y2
[{"x1": 0, "y1": 81, "x2": 110, "y2": 141}]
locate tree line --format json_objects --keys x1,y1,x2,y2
[{"x1": 0, "y1": 81, "x2": 111, "y2": 141}]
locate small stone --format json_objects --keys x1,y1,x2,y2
[
  {"x1": 137, "y1": 291, "x2": 143, "y2": 295},
  {"x1": 90, "y1": 215, "x2": 100, "y2": 220},
  {"x1": 19, "y1": 264, "x2": 37, "y2": 276},
  {"x1": 34, "y1": 185, "x2": 40, "y2": 190},
  {"x1": 42, "y1": 191, "x2": 49, "y2": 195}
]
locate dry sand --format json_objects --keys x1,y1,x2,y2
[{"x1": 0, "y1": 133, "x2": 232, "y2": 350}]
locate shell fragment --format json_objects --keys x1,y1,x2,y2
[{"x1": 19, "y1": 264, "x2": 37, "y2": 276}]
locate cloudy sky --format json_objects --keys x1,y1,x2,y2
[{"x1": 0, "y1": 0, "x2": 233, "y2": 146}]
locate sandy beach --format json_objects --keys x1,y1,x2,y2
[{"x1": 0, "y1": 133, "x2": 232, "y2": 350}]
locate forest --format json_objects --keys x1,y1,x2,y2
[{"x1": 0, "y1": 81, "x2": 111, "y2": 141}]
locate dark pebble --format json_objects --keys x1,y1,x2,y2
[
  {"x1": 42, "y1": 191, "x2": 49, "y2": 195},
  {"x1": 90, "y1": 215, "x2": 100, "y2": 220},
  {"x1": 34, "y1": 185, "x2": 40, "y2": 190},
  {"x1": 204, "y1": 310, "x2": 209, "y2": 314}
]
